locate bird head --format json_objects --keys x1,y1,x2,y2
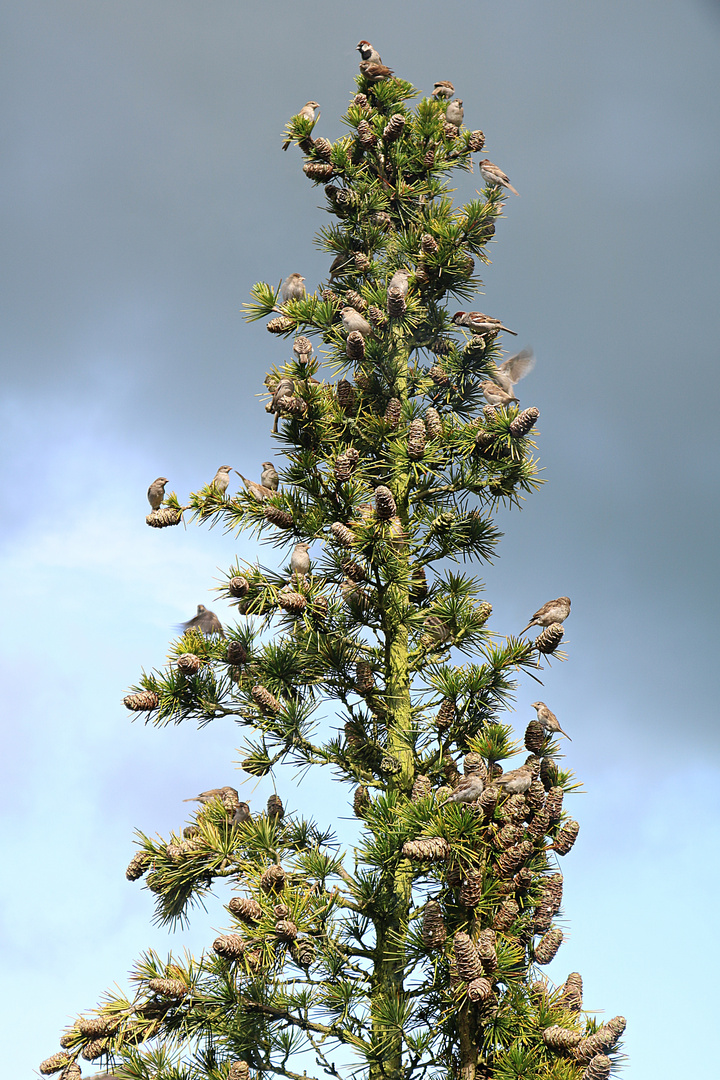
[
  {"x1": 531, "y1": 701, "x2": 544, "y2": 710},
  {"x1": 305, "y1": 101, "x2": 320, "y2": 112},
  {"x1": 356, "y1": 40, "x2": 373, "y2": 55},
  {"x1": 197, "y1": 605, "x2": 207, "y2": 614},
  {"x1": 262, "y1": 461, "x2": 275, "y2": 469},
  {"x1": 451, "y1": 311, "x2": 466, "y2": 324},
  {"x1": 157, "y1": 477, "x2": 169, "y2": 485}
]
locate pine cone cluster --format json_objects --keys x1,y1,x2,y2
[
  {"x1": 251, "y1": 684, "x2": 282, "y2": 715},
  {"x1": 124, "y1": 690, "x2": 159, "y2": 712},
  {"x1": 402, "y1": 836, "x2": 450, "y2": 860},
  {"x1": 228, "y1": 896, "x2": 263, "y2": 922},
  {"x1": 553, "y1": 820, "x2": 580, "y2": 855},
  {"x1": 146, "y1": 508, "x2": 181, "y2": 528},
  {"x1": 407, "y1": 418, "x2": 427, "y2": 459},
  {"x1": 421, "y1": 900, "x2": 447, "y2": 948}
]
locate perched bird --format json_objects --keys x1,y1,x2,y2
[
  {"x1": 480, "y1": 380, "x2": 518, "y2": 407},
  {"x1": 520, "y1": 597, "x2": 571, "y2": 636},
  {"x1": 445, "y1": 99, "x2": 464, "y2": 127},
  {"x1": 479, "y1": 158, "x2": 520, "y2": 196},
  {"x1": 359, "y1": 61, "x2": 394, "y2": 83},
  {"x1": 210, "y1": 465, "x2": 233, "y2": 496},
  {"x1": 183, "y1": 785, "x2": 239, "y2": 806},
  {"x1": 147, "y1": 477, "x2": 168, "y2": 510},
  {"x1": 290, "y1": 541, "x2": 311, "y2": 577},
  {"x1": 389, "y1": 268, "x2": 411, "y2": 297},
  {"x1": 494, "y1": 763, "x2": 535, "y2": 794},
  {"x1": 236, "y1": 471, "x2": 275, "y2": 502},
  {"x1": 231, "y1": 801, "x2": 252, "y2": 825},
  {"x1": 340, "y1": 306, "x2": 373, "y2": 336},
  {"x1": 532, "y1": 701, "x2": 572, "y2": 741},
  {"x1": 356, "y1": 39, "x2": 382, "y2": 63},
  {"x1": 451, "y1": 311, "x2": 517, "y2": 336},
  {"x1": 293, "y1": 335, "x2": 313, "y2": 361},
  {"x1": 281, "y1": 273, "x2": 306, "y2": 303},
  {"x1": 489, "y1": 348, "x2": 536, "y2": 397},
  {"x1": 282, "y1": 101, "x2": 320, "y2": 150},
  {"x1": 180, "y1": 605, "x2": 225, "y2": 637},
  {"x1": 329, "y1": 251, "x2": 353, "y2": 277},
  {"x1": 260, "y1": 461, "x2": 279, "y2": 491},
  {"x1": 265, "y1": 376, "x2": 296, "y2": 433},
  {"x1": 439, "y1": 773, "x2": 485, "y2": 805},
  {"x1": 432, "y1": 80, "x2": 455, "y2": 100}
]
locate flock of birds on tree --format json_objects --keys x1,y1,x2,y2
[{"x1": 143, "y1": 39, "x2": 573, "y2": 824}]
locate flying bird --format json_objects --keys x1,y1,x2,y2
[
  {"x1": 489, "y1": 348, "x2": 536, "y2": 398},
  {"x1": 520, "y1": 597, "x2": 571, "y2": 636},
  {"x1": 147, "y1": 477, "x2": 168, "y2": 511},
  {"x1": 479, "y1": 158, "x2": 520, "y2": 196},
  {"x1": 180, "y1": 605, "x2": 225, "y2": 637}
]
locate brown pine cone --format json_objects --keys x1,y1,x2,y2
[
  {"x1": 384, "y1": 397, "x2": 402, "y2": 428},
  {"x1": 123, "y1": 690, "x2": 159, "y2": 712},
  {"x1": 77, "y1": 1016, "x2": 118, "y2": 1037},
  {"x1": 524, "y1": 720, "x2": 547, "y2": 754},
  {"x1": 331, "y1": 520, "x2": 355, "y2": 548},
  {"x1": 492, "y1": 898, "x2": 519, "y2": 931},
  {"x1": 539, "y1": 756, "x2": 560, "y2": 790},
  {"x1": 421, "y1": 232, "x2": 439, "y2": 254},
  {"x1": 509, "y1": 406, "x2": 539, "y2": 438},
  {"x1": 176, "y1": 652, "x2": 201, "y2": 675},
  {"x1": 267, "y1": 794, "x2": 284, "y2": 819},
  {"x1": 81, "y1": 1040, "x2": 107, "y2": 1061},
  {"x1": 373, "y1": 485, "x2": 397, "y2": 519},
  {"x1": 313, "y1": 136, "x2": 333, "y2": 161},
  {"x1": 407, "y1": 418, "x2": 427, "y2": 460},
  {"x1": 534, "y1": 623, "x2": 564, "y2": 654},
  {"x1": 526, "y1": 807, "x2": 551, "y2": 839},
  {"x1": 467, "y1": 977, "x2": 494, "y2": 1002},
  {"x1": 428, "y1": 364, "x2": 451, "y2": 386},
  {"x1": 275, "y1": 919, "x2": 298, "y2": 941},
  {"x1": 58, "y1": 1066, "x2": 82, "y2": 1080},
  {"x1": 402, "y1": 836, "x2": 450, "y2": 861},
  {"x1": 368, "y1": 303, "x2": 388, "y2": 329},
  {"x1": 582, "y1": 1057, "x2": 612, "y2": 1080},
  {"x1": 534, "y1": 926, "x2": 563, "y2": 964},
  {"x1": 344, "y1": 289, "x2": 367, "y2": 312},
  {"x1": 463, "y1": 751, "x2": 486, "y2": 776},
  {"x1": 148, "y1": 977, "x2": 187, "y2": 998},
  {"x1": 545, "y1": 786, "x2": 565, "y2": 821},
  {"x1": 260, "y1": 864, "x2": 287, "y2": 892},
  {"x1": 354, "y1": 252, "x2": 372, "y2": 272},
  {"x1": 353, "y1": 785, "x2": 370, "y2": 817},
  {"x1": 459, "y1": 871, "x2": 484, "y2": 908},
  {"x1": 251, "y1": 685, "x2": 282, "y2": 715},
  {"x1": 424, "y1": 148, "x2": 435, "y2": 168},
  {"x1": 266, "y1": 315, "x2": 295, "y2": 334},
  {"x1": 263, "y1": 504, "x2": 294, "y2": 530},
  {"x1": 346, "y1": 330, "x2": 366, "y2": 360},
  {"x1": 335, "y1": 448, "x2": 361, "y2": 481},
  {"x1": 146, "y1": 508, "x2": 181, "y2": 528},
  {"x1": 525, "y1": 779, "x2": 546, "y2": 811},
  {"x1": 453, "y1": 931, "x2": 484, "y2": 981},
  {"x1": 435, "y1": 698, "x2": 456, "y2": 730},
  {"x1": 387, "y1": 285, "x2": 407, "y2": 317},
  {"x1": 559, "y1": 971, "x2": 583, "y2": 1011},
  {"x1": 303, "y1": 161, "x2": 334, "y2": 181},
  {"x1": 278, "y1": 590, "x2": 307, "y2": 614},
  {"x1": 39, "y1": 1054, "x2": 71, "y2": 1075},
  {"x1": 411, "y1": 775, "x2": 432, "y2": 802},
  {"x1": 355, "y1": 660, "x2": 375, "y2": 693},
  {"x1": 425, "y1": 407, "x2": 442, "y2": 437},
  {"x1": 421, "y1": 899, "x2": 447, "y2": 948},
  {"x1": 383, "y1": 113, "x2": 406, "y2": 141},
  {"x1": 543, "y1": 1025, "x2": 582, "y2": 1051},
  {"x1": 468, "y1": 130, "x2": 485, "y2": 152},
  {"x1": 357, "y1": 119, "x2": 377, "y2": 146},
  {"x1": 553, "y1": 820, "x2": 580, "y2": 856},
  {"x1": 443, "y1": 121, "x2": 459, "y2": 139},
  {"x1": 476, "y1": 928, "x2": 498, "y2": 973},
  {"x1": 336, "y1": 379, "x2": 356, "y2": 412},
  {"x1": 228, "y1": 575, "x2": 250, "y2": 598},
  {"x1": 228, "y1": 896, "x2": 263, "y2": 922},
  {"x1": 227, "y1": 640, "x2": 248, "y2": 665},
  {"x1": 228, "y1": 1062, "x2": 251, "y2": 1080},
  {"x1": 126, "y1": 850, "x2": 151, "y2": 881}
]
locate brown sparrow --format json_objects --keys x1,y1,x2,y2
[
  {"x1": 210, "y1": 465, "x2": 233, "y2": 495},
  {"x1": 236, "y1": 472, "x2": 275, "y2": 502},
  {"x1": 281, "y1": 273, "x2": 306, "y2": 303},
  {"x1": 340, "y1": 306, "x2": 373, "y2": 336},
  {"x1": 439, "y1": 773, "x2": 484, "y2": 805},
  {"x1": 180, "y1": 605, "x2": 225, "y2": 637},
  {"x1": 520, "y1": 597, "x2": 571, "y2": 636},
  {"x1": 359, "y1": 61, "x2": 394, "y2": 83},
  {"x1": 532, "y1": 701, "x2": 572, "y2": 741},
  {"x1": 452, "y1": 311, "x2": 517, "y2": 336},
  {"x1": 260, "y1": 462, "x2": 279, "y2": 491},
  {"x1": 479, "y1": 158, "x2": 520, "y2": 196},
  {"x1": 147, "y1": 477, "x2": 168, "y2": 510},
  {"x1": 356, "y1": 40, "x2": 382, "y2": 63},
  {"x1": 494, "y1": 764, "x2": 534, "y2": 794},
  {"x1": 432, "y1": 81, "x2": 455, "y2": 100},
  {"x1": 282, "y1": 101, "x2": 320, "y2": 150}
]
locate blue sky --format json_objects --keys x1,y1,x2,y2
[{"x1": 1, "y1": 2, "x2": 720, "y2": 1076}]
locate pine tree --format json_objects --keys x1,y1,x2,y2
[{"x1": 41, "y1": 58, "x2": 626, "y2": 1080}]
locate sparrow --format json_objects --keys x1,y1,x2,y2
[
  {"x1": 147, "y1": 477, "x2": 168, "y2": 511},
  {"x1": 260, "y1": 462, "x2": 279, "y2": 491},
  {"x1": 389, "y1": 268, "x2": 411, "y2": 297},
  {"x1": 282, "y1": 101, "x2": 320, "y2": 150},
  {"x1": 479, "y1": 158, "x2": 520, "y2": 196},
  {"x1": 265, "y1": 376, "x2": 296, "y2": 433},
  {"x1": 356, "y1": 40, "x2": 382, "y2": 63},
  {"x1": 480, "y1": 380, "x2": 517, "y2": 407},
  {"x1": 293, "y1": 335, "x2": 313, "y2": 361},
  {"x1": 183, "y1": 786, "x2": 239, "y2": 806},
  {"x1": 432, "y1": 80, "x2": 455, "y2": 100},
  {"x1": 210, "y1": 465, "x2": 233, "y2": 495},
  {"x1": 180, "y1": 605, "x2": 225, "y2": 637},
  {"x1": 340, "y1": 306, "x2": 373, "y2": 337},
  {"x1": 531, "y1": 701, "x2": 572, "y2": 741},
  {"x1": 489, "y1": 348, "x2": 536, "y2": 397},
  {"x1": 494, "y1": 763, "x2": 534, "y2": 794},
  {"x1": 290, "y1": 541, "x2": 311, "y2": 577},
  {"x1": 451, "y1": 311, "x2": 517, "y2": 336},
  {"x1": 231, "y1": 801, "x2": 252, "y2": 825},
  {"x1": 281, "y1": 273, "x2": 306, "y2": 303},
  {"x1": 439, "y1": 773, "x2": 485, "y2": 805},
  {"x1": 445, "y1": 99, "x2": 464, "y2": 128},
  {"x1": 520, "y1": 597, "x2": 571, "y2": 636},
  {"x1": 359, "y1": 61, "x2": 394, "y2": 83},
  {"x1": 329, "y1": 251, "x2": 353, "y2": 277},
  {"x1": 236, "y1": 472, "x2": 275, "y2": 501}
]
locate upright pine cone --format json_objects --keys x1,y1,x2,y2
[
  {"x1": 421, "y1": 232, "x2": 439, "y2": 254},
  {"x1": 313, "y1": 136, "x2": 332, "y2": 161},
  {"x1": 525, "y1": 720, "x2": 547, "y2": 754},
  {"x1": 387, "y1": 285, "x2": 407, "y2": 317},
  {"x1": 39, "y1": 1054, "x2": 71, "y2": 1075},
  {"x1": 402, "y1": 836, "x2": 450, "y2": 861},
  {"x1": 428, "y1": 364, "x2": 451, "y2": 386},
  {"x1": 464, "y1": 751, "x2": 485, "y2": 776},
  {"x1": 267, "y1": 794, "x2": 284, "y2": 819},
  {"x1": 228, "y1": 896, "x2": 263, "y2": 922},
  {"x1": 436, "y1": 698, "x2": 456, "y2": 730},
  {"x1": 146, "y1": 508, "x2": 181, "y2": 528},
  {"x1": 411, "y1": 775, "x2": 432, "y2": 802},
  {"x1": 124, "y1": 690, "x2": 159, "y2": 712},
  {"x1": 460, "y1": 871, "x2": 484, "y2": 908},
  {"x1": 59, "y1": 1065, "x2": 82, "y2": 1080},
  {"x1": 275, "y1": 919, "x2": 298, "y2": 941},
  {"x1": 514, "y1": 866, "x2": 534, "y2": 890},
  {"x1": 278, "y1": 590, "x2": 307, "y2": 614},
  {"x1": 492, "y1": 898, "x2": 519, "y2": 931},
  {"x1": 357, "y1": 119, "x2": 377, "y2": 146},
  {"x1": 353, "y1": 785, "x2": 370, "y2": 817},
  {"x1": 496, "y1": 823, "x2": 523, "y2": 849},
  {"x1": 384, "y1": 397, "x2": 402, "y2": 428},
  {"x1": 582, "y1": 1057, "x2": 612, "y2": 1080},
  {"x1": 479, "y1": 785, "x2": 499, "y2": 813},
  {"x1": 560, "y1": 971, "x2": 583, "y2": 1011},
  {"x1": 443, "y1": 121, "x2": 459, "y2": 139},
  {"x1": 545, "y1": 786, "x2": 565, "y2": 821},
  {"x1": 266, "y1": 315, "x2": 294, "y2": 334},
  {"x1": 263, "y1": 504, "x2": 294, "y2": 529},
  {"x1": 227, "y1": 640, "x2": 248, "y2": 665},
  {"x1": 540, "y1": 756, "x2": 560, "y2": 790},
  {"x1": 336, "y1": 379, "x2": 356, "y2": 412},
  {"x1": 303, "y1": 161, "x2": 334, "y2": 181},
  {"x1": 509, "y1": 406, "x2": 539, "y2": 438},
  {"x1": 177, "y1": 652, "x2": 201, "y2": 675},
  {"x1": 81, "y1": 1040, "x2": 107, "y2": 1061},
  {"x1": 525, "y1": 779, "x2": 547, "y2": 811},
  {"x1": 355, "y1": 660, "x2": 375, "y2": 693},
  {"x1": 534, "y1": 926, "x2": 563, "y2": 965},
  {"x1": 344, "y1": 288, "x2": 367, "y2": 312},
  {"x1": 553, "y1": 820, "x2": 580, "y2": 855},
  {"x1": 453, "y1": 932, "x2": 484, "y2": 981},
  {"x1": 228, "y1": 1061, "x2": 250, "y2": 1080},
  {"x1": 468, "y1": 130, "x2": 485, "y2": 151},
  {"x1": 425, "y1": 407, "x2": 442, "y2": 437},
  {"x1": 354, "y1": 252, "x2": 372, "y2": 272},
  {"x1": 368, "y1": 303, "x2": 388, "y2": 329},
  {"x1": 148, "y1": 977, "x2": 187, "y2": 998},
  {"x1": 476, "y1": 928, "x2": 498, "y2": 972},
  {"x1": 467, "y1": 977, "x2": 494, "y2": 1003},
  {"x1": 543, "y1": 1026, "x2": 583, "y2": 1051},
  {"x1": 126, "y1": 850, "x2": 151, "y2": 881},
  {"x1": 335, "y1": 448, "x2": 360, "y2": 481},
  {"x1": 373, "y1": 485, "x2": 397, "y2": 519},
  {"x1": 260, "y1": 864, "x2": 287, "y2": 892},
  {"x1": 423, "y1": 148, "x2": 435, "y2": 168},
  {"x1": 346, "y1": 330, "x2": 366, "y2": 360},
  {"x1": 498, "y1": 840, "x2": 534, "y2": 877},
  {"x1": 331, "y1": 521, "x2": 355, "y2": 548},
  {"x1": 534, "y1": 623, "x2": 564, "y2": 654},
  {"x1": 228, "y1": 575, "x2": 250, "y2": 598},
  {"x1": 383, "y1": 113, "x2": 406, "y2": 141},
  {"x1": 251, "y1": 685, "x2": 282, "y2": 715},
  {"x1": 322, "y1": 287, "x2": 340, "y2": 306},
  {"x1": 410, "y1": 564, "x2": 428, "y2": 599},
  {"x1": 407, "y1": 419, "x2": 427, "y2": 459},
  {"x1": 526, "y1": 806, "x2": 551, "y2": 839},
  {"x1": 422, "y1": 900, "x2": 447, "y2": 948}
]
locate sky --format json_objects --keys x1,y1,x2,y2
[{"x1": 1, "y1": 1, "x2": 719, "y2": 1076}]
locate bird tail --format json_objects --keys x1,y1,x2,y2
[
  {"x1": 559, "y1": 728, "x2": 572, "y2": 741},
  {"x1": 502, "y1": 326, "x2": 518, "y2": 336},
  {"x1": 507, "y1": 183, "x2": 520, "y2": 196},
  {"x1": 519, "y1": 622, "x2": 534, "y2": 635}
]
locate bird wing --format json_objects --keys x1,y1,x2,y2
[{"x1": 499, "y1": 348, "x2": 535, "y2": 385}]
